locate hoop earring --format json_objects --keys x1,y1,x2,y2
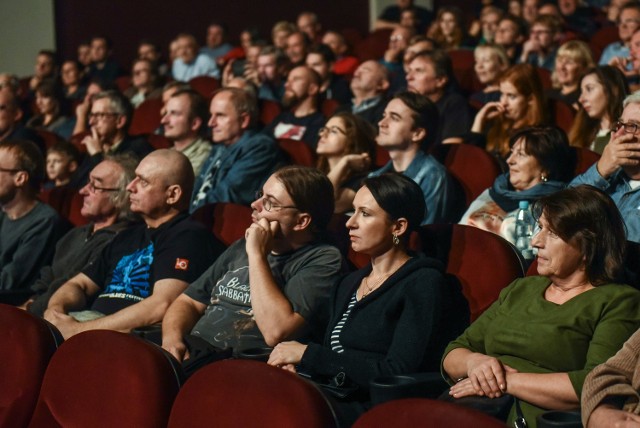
[{"x1": 392, "y1": 233, "x2": 400, "y2": 246}]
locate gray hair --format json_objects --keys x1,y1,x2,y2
[
  {"x1": 104, "y1": 154, "x2": 138, "y2": 221},
  {"x1": 623, "y1": 90, "x2": 640, "y2": 108},
  {"x1": 92, "y1": 90, "x2": 134, "y2": 130}
]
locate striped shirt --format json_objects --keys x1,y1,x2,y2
[{"x1": 330, "y1": 292, "x2": 358, "y2": 353}]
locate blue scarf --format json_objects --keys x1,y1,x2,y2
[{"x1": 488, "y1": 173, "x2": 566, "y2": 212}]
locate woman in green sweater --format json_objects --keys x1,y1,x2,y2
[{"x1": 442, "y1": 185, "x2": 640, "y2": 427}]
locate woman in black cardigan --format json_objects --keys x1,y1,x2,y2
[{"x1": 268, "y1": 173, "x2": 465, "y2": 424}]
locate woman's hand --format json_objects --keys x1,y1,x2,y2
[
  {"x1": 267, "y1": 341, "x2": 308, "y2": 368},
  {"x1": 463, "y1": 353, "x2": 517, "y2": 398},
  {"x1": 343, "y1": 153, "x2": 371, "y2": 173},
  {"x1": 471, "y1": 101, "x2": 504, "y2": 133}
]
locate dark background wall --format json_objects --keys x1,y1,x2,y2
[{"x1": 54, "y1": 0, "x2": 370, "y2": 71}]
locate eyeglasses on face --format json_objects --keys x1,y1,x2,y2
[
  {"x1": 0, "y1": 167, "x2": 23, "y2": 174},
  {"x1": 254, "y1": 190, "x2": 297, "y2": 212},
  {"x1": 613, "y1": 120, "x2": 640, "y2": 135},
  {"x1": 86, "y1": 180, "x2": 119, "y2": 193},
  {"x1": 318, "y1": 126, "x2": 346, "y2": 137}
]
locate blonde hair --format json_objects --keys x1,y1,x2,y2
[{"x1": 551, "y1": 40, "x2": 595, "y2": 89}]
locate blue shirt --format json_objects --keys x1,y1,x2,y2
[
  {"x1": 369, "y1": 151, "x2": 454, "y2": 225},
  {"x1": 190, "y1": 130, "x2": 283, "y2": 211},
  {"x1": 571, "y1": 164, "x2": 640, "y2": 243},
  {"x1": 200, "y1": 43, "x2": 233, "y2": 61},
  {"x1": 172, "y1": 53, "x2": 220, "y2": 81},
  {"x1": 599, "y1": 42, "x2": 631, "y2": 69}
]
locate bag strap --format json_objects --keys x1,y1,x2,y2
[{"x1": 514, "y1": 397, "x2": 528, "y2": 428}]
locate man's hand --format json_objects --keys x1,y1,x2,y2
[
  {"x1": 162, "y1": 337, "x2": 190, "y2": 362},
  {"x1": 597, "y1": 131, "x2": 640, "y2": 178},
  {"x1": 245, "y1": 218, "x2": 278, "y2": 257},
  {"x1": 44, "y1": 309, "x2": 83, "y2": 339},
  {"x1": 82, "y1": 127, "x2": 103, "y2": 156}
]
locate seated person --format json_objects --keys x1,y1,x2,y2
[
  {"x1": 27, "y1": 155, "x2": 136, "y2": 316},
  {"x1": 70, "y1": 90, "x2": 153, "y2": 188},
  {"x1": 44, "y1": 141, "x2": 80, "y2": 190},
  {"x1": 0, "y1": 140, "x2": 64, "y2": 291},
  {"x1": 171, "y1": 33, "x2": 220, "y2": 81},
  {"x1": 316, "y1": 112, "x2": 376, "y2": 213},
  {"x1": 44, "y1": 150, "x2": 224, "y2": 338},
  {"x1": 191, "y1": 88, "x2": 283, "y2": 211},
  {"x1": 26, "y1": 80, "x2": 74, "y2": 140},
  {"x1": 321, "y1": 31, "x2": 359, "y2": 77},
  {"x1": 262, "y1": 66, "x2": 325, "y2": 152},
  {"x1": 0, "y1": 90, "x2": 46, "y2": 155},
  {"x1": 571, "y1": 92, "x2": 640, "y2": 243},
  {"x1": 268, "y1": 173, "x2": 467, "y2": 426},
  {"x1": 518, "y1": 14, "x2": 562, "y2": 71},
  {"x1": 547, "y1": 40, "x2": 594, "y2": 108},
  {"x1": 162, "y1": 166, "x2": 344, "y2": 365},
  {"x1": 347, "y1": 60, "x2": 390, "y2": 127},
  {"x1": 60, "y1": 60, "x2": 87, "y2": 102},
  {"x1": 305, "y1": 44, "x2": 352, "y2": 107},
  {"x1": 582, "y1": 328, "x2": 640, "y2": 427},
  {"x1": 442, "y1": 185, "x2": 640, "y2": 426},
  {"x1": 460, "y1": 126, "x2": 571, "y2": 246},
  {"x1": 124, "y1": 58, "x2": 162, "y2": 108},
  {"x1": 470, "y1": 44, "x2": 509, "y2": 108},
  {"x1": 370, "y1": 92, "x2": 455, "y2": 225}
]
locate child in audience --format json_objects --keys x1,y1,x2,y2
[{"x1": 44, "y1": 142, "x2": 79, "y2": 190}]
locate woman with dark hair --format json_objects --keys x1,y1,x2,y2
[
  {"x1": 460, "y1": 126, "x2": 571, "y2": 246},
  {"x1": 470, "y1": 63, "x2": 547, "y2": 161},
  {"x1": 268, "y1": 173, "x2": 464, "y2": 424},
  {"x1": 27, "y1": 80, "x2": 74, "y2": 140},
  {"x1": 444, "y1": 185, "x2": 640, "y2": 427},
  {"x1": 569, "y1": 66, "x2": 629, "y2": 154},
  {"x1": 316, "y1": 112, "x2": 377, "y2": 213}
]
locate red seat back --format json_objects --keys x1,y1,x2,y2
[
  {"x1": 353, "y1": 398, "x2": 505, "y2": 428},
  {"x1": 259, "y1": 100, "x2": 282, "y2": 127},
  {"x1": 191, "y1": 202, "x2": 253, "y2": 246},
  {"x1": 29, "y1": 330, "x2": 182, "y2": 428},
  {"x1": 421, "y1": 224, "x2": 525, "y2": 321},
  {"x1": 188, "y1": 76, "x2": 220, "y2": 100},
  {"x1": 571, "y1": 146, "x2": 601, "y2": 176},
  {"x1": 278, "y1": 138, "x2": 316, "y2": 167},
  {"x1": 0, "y1": 304, "x2": 62, "y2": 428},
  {"x1": 168, "y1": 360, "x2": 337, "y2": 428},
  {"x1": 130, "y1": 97, "x2": 163, "y2": 136}
]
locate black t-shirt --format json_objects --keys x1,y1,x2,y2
[
  {"x1": 83, "y1": 212, "x2": 224, "y2": 314},
  {"x1": 262, "y1": 111, "x2": 325, "y2": 151}
]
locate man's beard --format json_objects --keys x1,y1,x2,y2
[{"x1": 281, "y1": 91, "x2": 301, "y2": 109}]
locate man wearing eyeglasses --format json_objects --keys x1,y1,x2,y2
[
  {"x1": 519, "y1": 14, "x2": 562, "y2": 71},
  {"x1": 571, "y1": 92, "x2": 640, "y2": 243},
  {"x1": 599, "y1": 2, "x2": 640, "y2": 68},
  {"x1": 70, "y1": 90, "x2": 153, "y2": 188},
  {"x1": 163, "y1": 166, "x2": 343, "y2": 371},
  {"x1": 44, "y1": 150, "x2": 224, "y2": 338},
  {"x1": 0, "y1": 90, "x2": 46, "y2": 155},
  {"x1": 26, "y1": 156, "x2": 137, "y2": 316},
  {"x1": 191, "y1": 88, "x2": 283, "y2": 212},
  {"x1": 0, "y1": 140, "x2": 62, "y2": 292}
]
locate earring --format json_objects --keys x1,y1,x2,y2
[
  {"x1": 392, "y1": 233, "x2": 400, "y2": 246},
  {"x1": 540, "y1": 174, "x2": 548, "y2": 182}
]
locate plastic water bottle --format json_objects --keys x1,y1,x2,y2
[{"x1": 515, "y1": 200, "x2": 535, "y2": 260}]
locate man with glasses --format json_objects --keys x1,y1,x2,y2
[
  {"x1": 26, "y1": 155, "x2": 137, "y2": 316},
  {"x1": 0, "y1": 140, "x2": 62, "y2": 292},
  {"x1": 162, "y1": 166, "x2": 343, "y2": 371},
  {"x1": 571, "y1": 92, "x2": 640, "y2": 243},
  {"x1": 0, "y1": 90, "x2": 46, "y2": 155},
  {"x1": 44, "y1": 149, "x2": 224, "y2": 338},
  {"x1": 600, "y1": 2, "x2": 640, "y2": 67},
  {"x1": 71, "y1": 90, "x2": 153, "y2": 188},
  {"x1": 191, "y1": 88, "x2": 283, "y2": 211},
  {"x1": 519, "y1": 14, "x2": 562, "y2": 71}
]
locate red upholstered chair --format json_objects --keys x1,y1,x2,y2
[
  {"x1": 190, "y1": 202, "x2": 253, "y2": 246},
  {"x1": 571, "y1": 146, "x2": 601, "y2": 176},
  {"x1": 69, "y1": 130, "x2": 90, "y2": 154},
  {"x1": 188, "y1": 76, "x2": 220, "y2": 100},
  {"x1": 429, "y1": 143, "x2": 501, "y2": 207},
  {"x1": 550, "y1": 99, "x2": 576, "y2": 134},
  {"x1": 259, "y1": 99, "x2": 282, "y2": 127},
  {"x1": 67, "y1": 191, "x2": 89, "y2": 226},
  {"x1": 114, "y1": 75, "x2": 132, "y2": 93},
  {"x1": 421, "y1": 224, "x2": 525, "y2": 321},
  {"x1": 129, "y1": 97, "x2": 163, "y2": 135},
  {"x1": 146, "y1": 133, "x2": 173, "y2": 150},
  {"x1": 39, "y1": 186, "x2": 78, "y2": 221},
  {"x1": 589, "y1": 25, "x2": 619, "y2": 61},
  {"x1": 449, "y1": 49, "x2": 481, "y2": 95},
  {"x1": 354, "y1": 29, "x2": 392, "y2": 62},
  {"x1": 353, "y1": 398, "x2": 506, "y2": 428},
  {"x1": 535, "y1": 67, "x2": 552, "y2": 90},
  {"x1": 278, "y1": 138, "x2": 316, "y2": 167},
  {"x1": 321, "y1": 98, "x2": 340, "y2": 118},
  {"x1": 28, "y1": 330, "x2": 182, "y2": 428},
  {"x1": 0, "y1": 304, "x2": 62, "y2": 428},
  {"x1": 168, "y1": 359, "x2": 337, "y2": 428},
  {"x1": 35, "y1": 129, "x2": 62, "y2": 149}
]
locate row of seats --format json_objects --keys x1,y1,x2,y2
[{"x1": 1, "y1": 305, "x2": 504, "y2": 428}]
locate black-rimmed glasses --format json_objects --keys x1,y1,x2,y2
[{"x1": 255, "y1": 191, "x2": 297, "y2": 212}]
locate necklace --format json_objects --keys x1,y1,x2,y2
[{"x1": 360, "y1": 257, "x2": 410, "y2": 299}]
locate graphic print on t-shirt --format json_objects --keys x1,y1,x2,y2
[
  {"x1": 273, "y1": 123, "x2": 306, "y2": 140},
  {"x1": 101, "y1": 242, "x2": 154, "y2": 300}
]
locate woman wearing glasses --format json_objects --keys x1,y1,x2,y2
[
  {"x1": 443, "y1": 185, "x2": 640, "y2": 428},
  {"x1": 569, "y1": 66, "x2": 629, "y2": 154},
  {"x1": 268, "y1": 173, "x2": 466, "y2": 425},
  {"x1": 315, "y1": 112, "x2": 377, "y2": 213}
]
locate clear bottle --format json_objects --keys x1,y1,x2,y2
[{"x1": 514, "y1": 200, "x2": 535, "y2": 260}]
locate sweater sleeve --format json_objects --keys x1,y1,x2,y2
[
  {"x1": 582, "y1": 329, "x2": 640, "y2": 426},
  {"x1": 300, "y1": 268, "x2": 446, "y2": 388}
]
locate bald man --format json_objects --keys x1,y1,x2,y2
[{"x1": 45, "y1": 150, "x2": 224, "y2": 339}]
